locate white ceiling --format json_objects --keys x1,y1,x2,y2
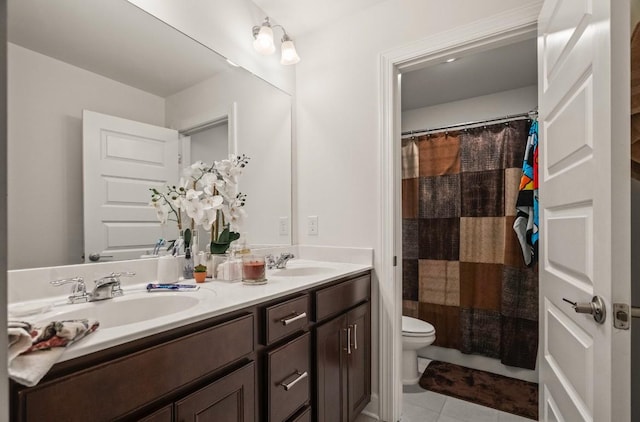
[
  {"x1": 252, "y1": 0, "x2": 388, "y2": 37},
  {"x1": 8, "y1": 0, "x2": 230, "y2": 98},
  {"x1": 401, "y1": 38, "x2": 538, "y2": 111}
]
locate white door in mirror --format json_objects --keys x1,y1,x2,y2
[{"x1": 83, "y1": 110, "x2": 180, "y2": 263}]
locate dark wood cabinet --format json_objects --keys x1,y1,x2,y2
[
  {"x1": 10, "y1": 270, "x2": 371, "y2": 422},
  {"x1": 346, "y1": 303, "x2": 371, "y2": 420},
  {"x1": 139, "y1": 405, "x2": 173, "y2": 422},
  {"x1": 314, "y1": 278, "x2": 371, "y2": 422},
  {"x1": 175, "y1": 362, "x2": 255, "y2": 422},
  {"x1": 315, "y1": 313, "x2": 348, "y2": 422}
]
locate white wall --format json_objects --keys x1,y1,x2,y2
[
  {"x1": 402, "y1": 85, "x2": 537, "y2": 133},
  {"x1": 191, "y1": 124, "x2": 229, "y2": 164},
  {"x1": 294, "y1": 0, "x2": 537, "y2": 414},
  {"x1": 127, "y1": 0, "x2": 295, "y2": 95},
  {"x1": 165, "y1": 68, "x2": 292, "y2": 247},
  {"x1": 401, "y1": 85, "x2": 538, "y2": 382},
  {"x1": 7, "y1": 43, "x2": 165, "y2": 269}
]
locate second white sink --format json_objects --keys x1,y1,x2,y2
[{"x1": 270, "y1": 266, "x2": 334, "y2": 277}]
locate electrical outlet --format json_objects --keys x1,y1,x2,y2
[
  {"x1": 308, "y1": 216, "x2": 319, "y2": 235},
  {"x1": 279, "y1": 217, "x2": 289, "y2": 236}
]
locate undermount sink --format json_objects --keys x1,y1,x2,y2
[
  {"x1": 270, "y1": 266, "x2": 334, "y2": 277},
  {"x1": 41, "y1": 294, "x2": 200, "y2": 329}
]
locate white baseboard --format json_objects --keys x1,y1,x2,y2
[{"x1": 356, "y1": 393, "x2": 381, "y2": 421}]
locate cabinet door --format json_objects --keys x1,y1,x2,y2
[
  {"x1": 315, "y1": 314, "x2": 348, "y2": 422},
  {"x1": 347, "y1": 302, "x2": 371, "y2": 422},
  {"x1": 175, "y1": 361, "x2": 255, "y2": 422},
  {"x1": 138, "y1": 404, "x2": 173, "y2": 422}
]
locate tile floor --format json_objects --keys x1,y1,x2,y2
[{"x1": 401, "y1": 358, "x2": 533, "y2": 422}]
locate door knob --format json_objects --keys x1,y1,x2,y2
[
  {"x1": 562, "y1": 296, "x2": 606, "y2": 324},
  {"x1": 88, "y1": 252, "x2": 114, "y2": 262}
]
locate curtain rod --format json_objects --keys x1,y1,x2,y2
[{"x1": 401, "y1": 110, "x2": 538, "y2": 138}]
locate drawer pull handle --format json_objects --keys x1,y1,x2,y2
[
  {"x1": 353, "y1": 323, "x2": 358, "y2": 350},
  {"x1": 281, "y1": 312, "x2": 307, "y2": 326},
  {"x1": 344, "y1": 326, "x2": 352, "y2": 354},
  {"x1": 281, "y1": 370, "x2": 308, "y2": 391}
]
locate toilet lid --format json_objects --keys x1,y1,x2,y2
[{"x1": 402, "y1": 316, "x2": 435, "y2": 335}]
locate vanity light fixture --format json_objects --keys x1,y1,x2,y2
[{"x1": 252, "y1": 17, "x2": 300, "y2": 65}]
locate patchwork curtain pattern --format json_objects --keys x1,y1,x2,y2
[{"x1": 402, "y1": 120, "x2": 539, "y2": 370}]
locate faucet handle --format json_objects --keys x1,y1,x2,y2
[
  {"x1": 51, "y1": 277, "x2": 89, "y2": 304},
  {"x1": 95, "y1": 272, "x2": 135, "y2": 296},
  {"x1": 265, "y1": 254, "x2": 277, "y2": 269},
  {"x1": 105, "y1": 271, "x2": 136, "y2": 279}
]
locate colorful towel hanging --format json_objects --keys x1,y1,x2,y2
[{"x1": 513, "y1": 120, "x2": 538, "y2": 267}]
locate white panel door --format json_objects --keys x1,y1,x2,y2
[
  {"x1": 538, "y1": 0, "x2": 630, "y2": 421},
  {"x1": 83, "y1": 110, "x2": 179, "y2": 262}
]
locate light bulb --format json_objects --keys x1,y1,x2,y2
[
  {"x1": 253, "y1": 25, "x2": 275, "y2": 55},
  {"x1": 280, "y1": 40, "x2": 300, "y2": 65}
]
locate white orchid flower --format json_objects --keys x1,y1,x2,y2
[
  {"x1": 184, "y1": 199, "x2": 204, "y2": 223},
  {"x1": 182, "y1": 160, "x2": 209, "y2": 180},
  {"x1": 221, "y1": 202, "x2": 247, "y2": 232},
  {"x1": 185, "y1": 189, "x2": 202, "y2": 201},
  {"x1": 199, "y1": 208, "x2": 218, "y2": 229},
  {"x1": 200, "y1": 173, "x2": 219, "y2": 195},
  {"x1": 150, "y1": 201, "x2": 170, "y2": 225},
  {"x1": 202, "y1": 195, "x2": 224, "y2": 210}
]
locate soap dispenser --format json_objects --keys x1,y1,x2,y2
[{"x1": 183, "y1": 247, "x2": 194, "y2": 279}]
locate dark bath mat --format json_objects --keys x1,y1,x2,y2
[{"x1": 419, "y1": 360, "x2": 538, "y2": 420}]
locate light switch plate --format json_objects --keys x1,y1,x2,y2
[
  {"x1": 308, "y1": 216, "x2": 318, "y2": 235},
  {"x1": 279, "y1": 217, "x2": 289, "y2": 236}
]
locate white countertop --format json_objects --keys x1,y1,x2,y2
[{"x1": 9, "y1": 259, "x2": 372, "y2": 363}]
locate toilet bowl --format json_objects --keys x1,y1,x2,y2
[{"x1": 402, "y1": 316, "x2": 436, "y2": 385}]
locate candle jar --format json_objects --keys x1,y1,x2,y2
[{"x1": 242, "y1": 255, "x2": 266, "y2": 283}]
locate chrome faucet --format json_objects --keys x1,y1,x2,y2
[
  {"x1": 51, "y1": 271, "x2": 135, "y2": 304},
  {"x1": 265, "y1": 252, "x2": 295, "y2": 269},
  {"x1": 50, "y1": 277, "x2": 89, "y2": 304}
]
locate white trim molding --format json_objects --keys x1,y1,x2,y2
[{"x1": 377, "y1": 2, "x2": 542, "y2": 421}]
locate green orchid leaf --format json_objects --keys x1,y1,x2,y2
[
  {"x1": 183, "y1": 228, "x2": 192, "y2": 248},
  {"x1": 210, "y1": 242, "x2": 231, "y2": 254}
]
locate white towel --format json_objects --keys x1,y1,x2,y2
[
  {"x1": 8, "y1": 319, "x2": 99, "y2": 387},
  {"x1": 8, "y1": 322, "x2": 32, "y2": 362}
]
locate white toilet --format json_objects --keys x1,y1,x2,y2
[{"x1": 402, "y1": 316, "x2": 436, "y2": 385}]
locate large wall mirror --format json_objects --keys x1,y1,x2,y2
[{"x1": 7, "y1": 0, "x2": 292, "y2": 270}]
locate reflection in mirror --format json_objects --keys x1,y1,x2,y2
[{"x1": 7, "y1": 0, "x2": 292, "y2": 270}]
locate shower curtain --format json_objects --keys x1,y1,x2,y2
[{"x1": 402, "y1": 119, "x2": 538, "y2": 370}]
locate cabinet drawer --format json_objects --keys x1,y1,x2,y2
[
  {"x1": 315, "y1": 274, "x2": 370, "y2": 322},
  {"x1": 17, "y1": 314, "x2": 254, "y2": 422},
  {"x1": 268, "y1": 333, "x2": 311, "y2": 422},
  {"x1": 175, "y1": 361, "x2": 255, "y2": 422},
  {"x1": 265, "y1": 295, "x2": 309, "y2": 345}
]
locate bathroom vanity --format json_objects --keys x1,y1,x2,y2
[{"x1": 9, "y1": 264, "x2": 371, "y2": 422}]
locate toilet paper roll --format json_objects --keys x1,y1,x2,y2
[{"x1": 157, "y1": 256, "x2": 179, "y2": 284}]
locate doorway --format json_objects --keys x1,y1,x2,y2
[
  {"x1": 397, "y1": 35, "x2": 538, "y2": 421},
  {"x1": 378, "y1": 2, "x2": 632, "y2": 421}
]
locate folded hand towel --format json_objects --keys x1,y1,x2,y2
[
  {"x1": 8, "y1": 319, "x2": 99, "y2": 387},
  {"x1": 8, "y1": 321, "x2": 32, "y2": 362}
]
